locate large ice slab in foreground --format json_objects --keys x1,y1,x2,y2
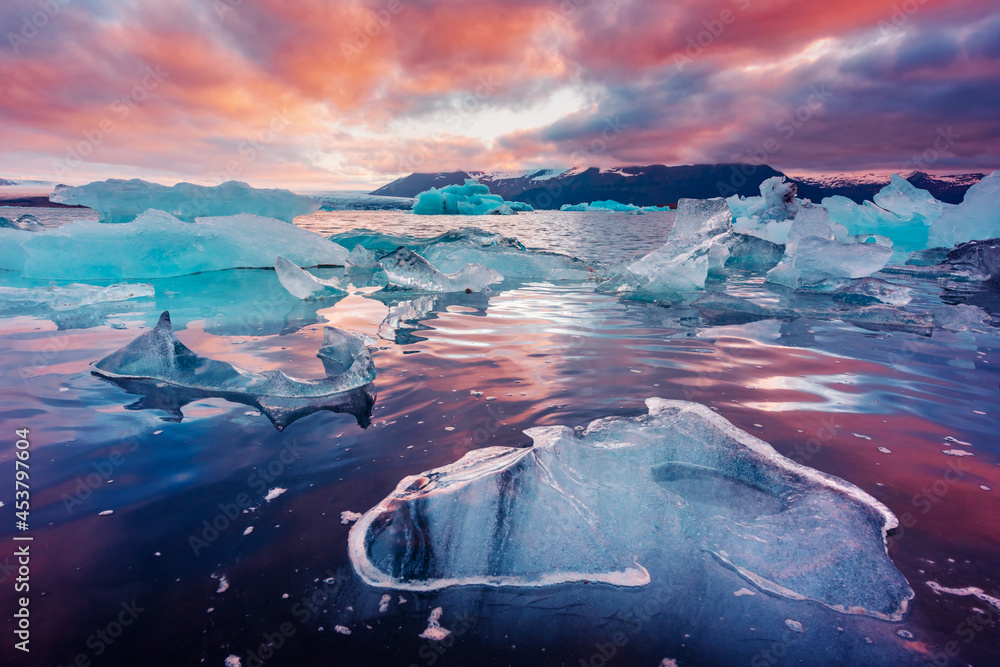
[
  {"x1": 10, "y1": 210, "x2": 349, "y2": 280},
  {"x1": 349, "y1": 398, "x2": 913, "y2": 621},
  {"x1": 50, "y1": 179, "x2": 320, "y2": 223},
  {"x1": 92, "y1": 312, "x2": 377, "y2": 429},
  {"x1": 412, "y1": 179, "x2": 533, "y2": 216},
  {"x1": 379, "y1": 247, "x2": 502, "y2": 292}
]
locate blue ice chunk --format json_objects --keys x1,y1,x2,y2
[
  {"x1": 412, "y1": 179, "x2": 532, "y2": 215},
  {"x1": 13, "y1": 210, "x2": 349, "y2": 280}
]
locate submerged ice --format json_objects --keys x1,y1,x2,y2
[
  {"x1": 349, "y1": 399, "x2": 913, "y2": 621},
  {"x1": 50, "y1": 178, "x2": 320, "y2": 224},
  {"x1": 92, "y1": 311, "x2": 377, "y2": 429}
]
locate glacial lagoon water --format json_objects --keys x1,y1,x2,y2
[{"x1": 1, "y1": 208, "x2": 998, "y2": 666}]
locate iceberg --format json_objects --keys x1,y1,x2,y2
[
  {"x1": 766, "y1": 206, "x2": 892, "y2": 290},
  {"x1": 873, "y1": 174, "x2": 949, "y2": 223},
  {"x1": 0, "y1": 282, "x2": 153, "y2": 312},
  {"x1": 597, "y1": 198, "x2": 732, "y2": 298},
  {"x1": 50, "y1": 179, "x2": 320, "y2": 224},
  {"x1": 928, "y1": 171, "x2": 1000, "y2": 248},
  {"x1": 10, "y1": 210, "x2": 349, "y2": 280},
  {"x1": 349, "y1": 398, "x2": 914, "y2": 621},
  {"x1": 274, "y1": 257, "x2": 346, "y2": 300},
  {"x1": 378, "y1": 247, "x2": 502, "y2": 292},
  {"x1": 816, "y1": 176, "x2": 959, "y2": 261},
  {"x1": 412, "y1": 179, "x2": 532, "y2": 216},
  {"x1": 92, "y1": 311, "x2": 377, "y2": 429}
]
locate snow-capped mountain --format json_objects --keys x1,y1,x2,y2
[
  {"x1": 371, "y1": 165, "x2": 985, "y2": 209},
  {"x1": 792, "y1": 171, "x2": 984, "y2": 205}
]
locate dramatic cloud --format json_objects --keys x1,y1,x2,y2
[{"x1": 1, "y1": 0, "x2": 997, "y2": 188}]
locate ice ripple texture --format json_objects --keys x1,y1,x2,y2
[{"x1": 349, "y1": 398, "x2": 914, "y2": 621}]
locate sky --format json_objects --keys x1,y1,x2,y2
[{"x1": 1, "y1": 0, "x2": 998, "y2": 190}]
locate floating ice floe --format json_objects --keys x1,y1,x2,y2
[
  {"x1": 1, "y1": 210, "x2": 349, "y2": 280},
  {"x1": 349, "y1": 398, "x2": 914, "y2": 621},
  {"x1": 831, "y1": 278, "x2": 913, "y2": 307},
  {"x1": 420, "y1": 228, "x2": 593, "y2": 281},
  {"x1": 50, "y1": 178, "x2": 320, "y2": 224},
  {"x1": 928, "y1": 171, "x2": 1000, "y2": 248},
  {"x1": 765, "y1": 206, "x2": 892, "y2": 290},
  {"x1": 0, "y1": 213, "x2": 44, "y2": 232},
  {"x1": 0, "y1": 282, "x2": 153, "y2": 311},
  {"x1": 379, "y1": 247, "x2": 502, "y2": 292},
  {"x1": 412, "y1": 179, "x2": 532, "y2": 215},
  {"x1": 597, "y1": 198, "x2": 734, "y2": 298},
  {"x1": 91, "y1": 311, "x2": 377, "y2": 429},
  {"x1": 331, "y1": 227, "x2": 592, "y2": 281},
  {"x1": 942, "y1": 238, "x2": 1000, "y2": 285},
  {"x1": 931, "y1": 304, "x2": 992, "y2": 331},
  {"x1": 274, "y1": 256, "x2": 346, "y2": 300}
]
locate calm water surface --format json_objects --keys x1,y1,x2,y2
[{"x1": 0, "y1": 209, "x2": 998, "y2": 666}]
